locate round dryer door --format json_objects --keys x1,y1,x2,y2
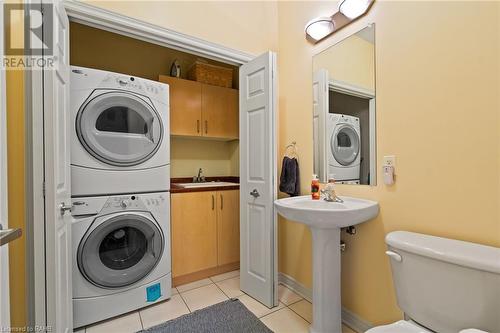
[
  {"x1": 76, "y1": 91, "x2": 163, "y2": 166},
  {"x1": 78, "y1": 213, "x2": 164, "y2": 289},
  {"x1": 331, "y1": 124, "x2": 360, "y2": 166}
]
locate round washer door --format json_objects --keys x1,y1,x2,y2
[
  {"x1": 330, "y1": 124, "x2": 360, "y2": 166},
  {"x1": 78, "y1": 213, "x2": 164, "y2": 289},
  {"x1": 76, "y1": 91, "x2": 163, "y2": 166}
]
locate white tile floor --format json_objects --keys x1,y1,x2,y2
[{"x1": 77, "y1": 271, "x2": 357, "y2": 333}]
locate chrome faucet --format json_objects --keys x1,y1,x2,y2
[
  {"x1": 193, "y1": 168, "x2": 206, "y2": 183},
  {"x1": 320, "y1": 187, "x2": 344, "y2": 203}
]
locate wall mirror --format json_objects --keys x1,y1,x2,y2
[{"x1": 312, "y1": 24, "x2": 376, "y2": 185}]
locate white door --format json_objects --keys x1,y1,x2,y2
[
  {"x1": 239, "y1": 51, "x2": 278, "y2": 308},
  {"x1": 0, "y1": 1, "x2": 10, "y2": 327},
  {"x1": 43, "y1": 1, "x2": 73, "y2": 331},
  {"x1": 313, "y1": 69, "x2": 329, "y2": 182}
]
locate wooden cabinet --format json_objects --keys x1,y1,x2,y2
[
  {"x1": 171, "y1": 190, "x2": 240, "y2": 284},
  {"x1": 217, "y1": 190, "x2": 240, "y2": 266},
  {"x1": 158, "y1": 76, "x2": 202, "y2": 136},
  {"x1": 159, "y1": 76, "x2": 238, "y2": 139},
  {"x1": 202, "y1": 84, "x2": 239, "y2": 139},
  {"x1": 171, "y1": 191, "x2": 217, "y2": 278}
]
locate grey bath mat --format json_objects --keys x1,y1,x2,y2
[{"x1": 138, "y1": 299, "x2": 273, "y2": 333}]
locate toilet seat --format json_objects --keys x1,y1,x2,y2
[{"x1": 366, "y1": 320, "x2": 433, "y2": 333}]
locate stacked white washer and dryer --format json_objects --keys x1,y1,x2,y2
[{"x1": 69, "y1": 66, "x2": 171, "y2": 328}]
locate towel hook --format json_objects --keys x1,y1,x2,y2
[{"x1": 284, "y1": 141, "x2": 299, "y2": 159}]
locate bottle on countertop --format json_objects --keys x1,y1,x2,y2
[{"x1": 311, "y1": 174, "x2": 320, "y2": 200}]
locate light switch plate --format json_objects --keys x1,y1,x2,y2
[{"x1": 383, "y1": 155, "x2": 396, "y2": 167}]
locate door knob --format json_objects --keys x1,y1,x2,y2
[
  {"x1": 250, "y1": 189, "x2": 260, "y2": 198},
  {"x1": 59, "y1": 202, "x2": 72, "y2": 215}
]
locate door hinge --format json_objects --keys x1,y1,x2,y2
[{"x1": 42, "y1": 182, "x2": 46, "y2": 197}]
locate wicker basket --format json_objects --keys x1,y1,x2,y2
[{"x1": 188, "y1": 61, "x2": 233, "y2": 88}]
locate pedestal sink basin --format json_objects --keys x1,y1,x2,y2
[{"x1": 274, "y1": 195, "x2": 379, "y2": 333}]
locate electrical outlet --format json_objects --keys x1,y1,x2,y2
[{"x1": 383, "y1": 155, "x2": 396, "y2": 167}]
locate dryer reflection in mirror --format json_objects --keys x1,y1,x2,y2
[
  {"x1": 312, "y1": 24, "x2": 376, "y2": 185},
  {"x1": 71, "y1": 192, "x2": 171, "y2": 329},
  {"x1": 328, "y1": 113, "x2": 361, "y2": 183}
]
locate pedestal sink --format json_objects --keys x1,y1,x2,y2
[{"x1": 274, "y1": 195, "x2": 379, "y2": 333}]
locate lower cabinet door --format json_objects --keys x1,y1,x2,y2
[
  {"x1": 217, "y1": 190, "x2": 240, "y2": 266},
  {"x1": 171, "y1": 191, "x2": 217, "y2": 277}
]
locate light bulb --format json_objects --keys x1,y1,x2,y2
[
  {"x1": 305, "y1": 17, "x2": 335, "y2": 42},
  {"x1": 338, "y1": 0, "x2": 373, "y2": 19}
]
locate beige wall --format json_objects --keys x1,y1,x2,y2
[
  {"x1": 5, "y1": 0, "x2": 26, "y2": 327},
  {"x1": 278, "y1": 0, "x2": 500, "y2": 324},
  {"x1": 313, "y1": 33, "x2": 375, "y2": 90},
  {"x1": 171, "y1": 138, "x2": 239, "y2": 177},
  {"x1": 83, "y1": 1, "x2": 279, "y2": 55}
]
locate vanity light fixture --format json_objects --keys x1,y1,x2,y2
[
  {"x1": 305, "y1": 17, "x2": 335, "y2": 43},
  {"x1": 305, "y1": 0, "x2": 375, "y2": 43}
]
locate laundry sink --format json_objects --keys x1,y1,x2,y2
[
  {"x1": 274, "y1": 195, "x2": 378, "y2": 228},
  {"x1": 176, "y1": 182, "x2": 238, "y2": 188},
  {"x1": 274, "y1": 195, "x2": 379, "y2": 333}
]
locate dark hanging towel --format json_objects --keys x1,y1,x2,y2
[{"x1": 279, "y1": 157, "x2": 300, "y2": 197}]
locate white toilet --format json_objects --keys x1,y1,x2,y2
[{"x1": 367, "y1": 231, "x2": 500, "y2": 333}]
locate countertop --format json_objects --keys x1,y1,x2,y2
[{"x1": 170, "y1": 177, "x2": 240, "y2": 193}]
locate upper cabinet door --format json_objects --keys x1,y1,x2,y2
[
  {"x1": 159, "y1": 76, "x2": 202, "y2": 136},
  {"x1": 202, "y1": 84, "x2": 239, "y2": 139}
]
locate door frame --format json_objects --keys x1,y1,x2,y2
[
  {"x1": 27, "y1": 0, "x2": 279, "y2": 328},
  {"x1": 0, "y1": 1, "x2": 11, "y2": 327},
  {"x1": 329, "y1": 79, "x2": 376, "y2": 185},
  {"x1": 63, "y1": 1, "x2": 254, "y2": 65}
]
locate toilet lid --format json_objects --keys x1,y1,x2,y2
[{"x1": 366, "y1": 320, "x2": 433, "y2": 333}]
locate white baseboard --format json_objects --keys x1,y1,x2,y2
[
  {"x1": 341, "y1": 307, "x2": 374, "y2": 333},
  {"x1": 278, "y1": 272, "x2": 374, "y2": 333},
  {"x1": 278, "y1": 272, "x2": 312, "y2": 301}
]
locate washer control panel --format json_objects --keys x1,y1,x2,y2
[
  {"x1": 144, "y1": 194, "x2": 167, "y2": 208},
  {"x1": 71, "y1": 193, "x2": 169, "y2": 217},
  {"x1": 104, "y1": 195, "x2": 143, "y2": 210}
]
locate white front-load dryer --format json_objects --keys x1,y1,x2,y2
[
  {"x1": 70, "y1": 66, "x2": 170, "y2": 197},
  {"x1": 71, "y1": 192, "x2": 171, "y2": 328},
  {"x1": 327, "y1": 113, "x2": 361, "y2": 182}
]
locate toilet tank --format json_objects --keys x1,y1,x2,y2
[{"x1": 385, "y1": 231, "x2": 500, "y2": 333}]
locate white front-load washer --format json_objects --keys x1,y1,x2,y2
[
  {"x1": 327, "y1": 113, "x2": 361, "y2": 182},
  {"x1": 71, "y1": 192, "x2": 171, "y2": 328},
  {"x1": 70, "y1": 66, "x2": 170, "y2": 197}
]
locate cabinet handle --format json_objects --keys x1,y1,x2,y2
[
  {"x1": 197, "y1": 120, "x2": 200, "y2": 133},
  {"x1": 212, "y1": 194, "x2": 215, "y2": 210},
  {"x1": 205, "y1": 120, "x2": 208, "y2": 134},
  {"x1": 220, "y1": 194, "x2": 223, "y2": 210}
]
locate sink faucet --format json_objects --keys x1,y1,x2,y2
[
  {"x1": 320, "y1": 181, "x2": 344, "y2": 203},
  {"x1": 193, "y1": 168, "x2": 206, "y2": 183}
]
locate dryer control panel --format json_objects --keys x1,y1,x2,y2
[{"x1": 101, "y1": 74, "x2": 167, "y2": 100}]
